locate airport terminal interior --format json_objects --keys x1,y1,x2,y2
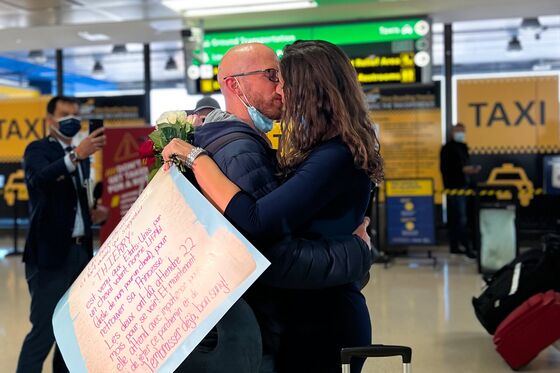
[{"x1": 1, "y1": 1, "x2": 560, "y2": 372}]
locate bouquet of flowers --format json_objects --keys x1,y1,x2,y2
[{"x1": 139, "y1": 110, "x2": 194, "y2": 180}]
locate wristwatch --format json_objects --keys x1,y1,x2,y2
[
  {"x1": 185, "y1": 147, "x2": 207, "y2": 169},
  {"x1": 69, "y1": 150, "x2": 80, "y2": 163}
]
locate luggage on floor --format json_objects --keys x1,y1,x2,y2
[
  {"x1": 472, "y1": 234, "x2": 560, "y2": 334},
  {"x1": 340, "y1": 344, "x2": 411, "y2": 373},
  {"x1": 474, "y1": 185, "x2": 519, "y2": 275},
  {"x1": 493, "y1": 290, "x2": 560, "y2": 369},
  {"x1": 477, "y1": 205, "x2": 518, "y2": 274}
]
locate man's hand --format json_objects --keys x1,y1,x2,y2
[
  {"x1": 353, "y1": 217, "x2": 371, "y2": 250},
  {"x1": 90, "y1": 205, "x2": 109, "y2": 225},
  {"x1": 75, "y1": 128, "x2": 105, "y2": 159}
]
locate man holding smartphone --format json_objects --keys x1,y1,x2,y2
[{"x1": 17, "y1": 96, "x2": 108, "y2": 373}]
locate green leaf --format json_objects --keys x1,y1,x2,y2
[
  {"x1": 148, "y1": 167, "x2": 159, "y2": 182},
  {"x1": 149, "y1": 131, "x2": 164, "y2": 150},
  {"x1": 148, "y1": 157, "x2": 164, "y2": 181},
  {"x1": 179, "y1": 125, "x2": 188, "y2": 141},
  {"x1": 160, "y1": 126, "x2": 180, "y2": 143},
  {"x1": 154, "y1": 154, "x2": 163, "y2": 168}
]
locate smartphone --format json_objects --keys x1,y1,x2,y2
[{"x1": 89, "y1": 119, "x2": 104, "y2": 135}]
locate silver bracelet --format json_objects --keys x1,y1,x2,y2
[{"x1": 184, "y1": 147, "x2": 207, "y2": 169}]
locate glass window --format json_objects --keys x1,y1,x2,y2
[
  {"x1": 432, "y1": 15, "x2": 560, "y2": 75},
  {"x1": 63, "y1": 43, "x2": 145, "y2": 96},
  {"x1": 0, "y1": 49, "x2": 57, "y2": 95},
  {"x1": 150, "y1": 41, "x2": 185, "y2": 89}
]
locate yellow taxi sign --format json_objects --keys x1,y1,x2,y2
[
  {"x1": 457, "y1": 75, "x2": 559, "y2": 155},
  {"x1": 0, "y1": 96, "x2": 50, "y2": 162}
]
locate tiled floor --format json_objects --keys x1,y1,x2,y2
[{"x1": 1, "y1": 240, "x2": 559, "y2": 373}]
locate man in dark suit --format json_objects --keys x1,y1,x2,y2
[
  {"x1": 17, "y1": 96, "x2": 107, "y2": 373},
  {"x1": 440, "y1": 123, "x2": 481, "y2": 259}
]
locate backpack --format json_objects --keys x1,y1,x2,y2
[
  {"x1": 183, "y1": 131, "x2": 253, "y2": 190},
  {"x1": 472, "y1": 234, "x2": 560, "y2": 335}
]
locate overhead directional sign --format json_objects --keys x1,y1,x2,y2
[{"x1": 183, "y1": 17, "x2": 432, "y2": 94}]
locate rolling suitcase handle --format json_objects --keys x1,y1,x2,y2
[{"x1": 341, "y1": 344, "x2": 412, "y2": 373}]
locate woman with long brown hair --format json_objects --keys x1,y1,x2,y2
[{"x1": 163, "y1": 40, "x2": 383, "y2": 373}]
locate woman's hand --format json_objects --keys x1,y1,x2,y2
[
  {"x1": 161, "y1": 137, "x2": 241, "y2": 213},
  {"x1": 162, "y1": 138, "x2": 195, "y2": 171},
  {"x1": 353, "y1": 217, "x2": 371, "y2": 250}
]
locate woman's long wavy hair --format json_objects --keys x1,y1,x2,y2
[{"x1": 278, "y1": 40, "x2": 383, "y2": 183}]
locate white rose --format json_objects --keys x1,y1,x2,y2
[
  {"x1": 156, "y1": 111, "x2": 175, "y2": 125},
  {"x1": 175, "y1": 110, "x2": 188, "y2": 124},
  {"x1": 156, "y1": 110, "x2": 189, "y2": 125}
]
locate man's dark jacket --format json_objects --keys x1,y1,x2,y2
[
  {"x1": 440, "y1": 140, "x2": 470, "y2": 189},
  {"x1": 194, "y1": 118, "x2": 372, "y2": 287},
  {"x1": 23, "y1": 136, "x2": 93, "y2": 269}
]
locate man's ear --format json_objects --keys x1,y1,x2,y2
[
  {"x1": 223, "y1": 77, "x2": 240, "y2": 95},
  {"x1": 46, "y1": 113, "x2": 56, "y2": 127}
]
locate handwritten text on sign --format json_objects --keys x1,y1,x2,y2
[{"x1": 53, "y1": 167, "x2": 269, "y2": 372}]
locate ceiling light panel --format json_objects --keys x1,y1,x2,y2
[
  {"x1": 163, "y1": 0, "x2": 317, "y2": 16},
  {"x1": 78, "y1": 31, "x2": 111, "y2": 42},
  {"x1": 165, "y1": 0, "x2": 306, "y2": 10}
]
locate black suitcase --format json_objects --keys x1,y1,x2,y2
[
  {"x1": 341, "y1": 344, "x2": 411, "y2": 373},
  {"x1": 472, "y1": 234, "x2": 560, "y2": 334}
]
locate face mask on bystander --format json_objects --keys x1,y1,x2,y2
[
  {"x1": 56, "y1": 116, "x2": 82, "y2": 138},
  {"x1": 453, "y1": 132, "x2": 465, "y2": 143}
]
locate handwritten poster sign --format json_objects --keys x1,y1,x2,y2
[{"x1": 53, "y1": 167, "x2": 270, "y2": 372}]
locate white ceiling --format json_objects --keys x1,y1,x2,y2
[
  {"x1": 0, "y1": 0, "x2": 559, "y2": 52},
  {"x1": 433, "y1": 15, "x2": 560, "y2": 67}
]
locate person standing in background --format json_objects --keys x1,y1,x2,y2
[
  {"x1": 17, "y1": 96, "x2": 107, "y2": 373},
  {"x1": 189, "y1": 96, "x2": 221, "y2": 126},
  {"x1": 440, "y1": 123, "x2": 480, "y2": 258}
]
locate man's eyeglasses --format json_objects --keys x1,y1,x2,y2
[{"x1": 224, "y1": 68, "x2": 279, "y2": 83}]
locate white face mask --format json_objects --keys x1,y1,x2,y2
[{"x1": 453, "y1": 132, "x2": 465, "y2": 143}]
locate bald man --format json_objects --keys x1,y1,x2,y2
[
  {"x1": 215, "y1": 43, "x2": 283, "y2": 132},
  {"x1": 176, "y1": 43, "x2": 372, "y2": 373}
]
